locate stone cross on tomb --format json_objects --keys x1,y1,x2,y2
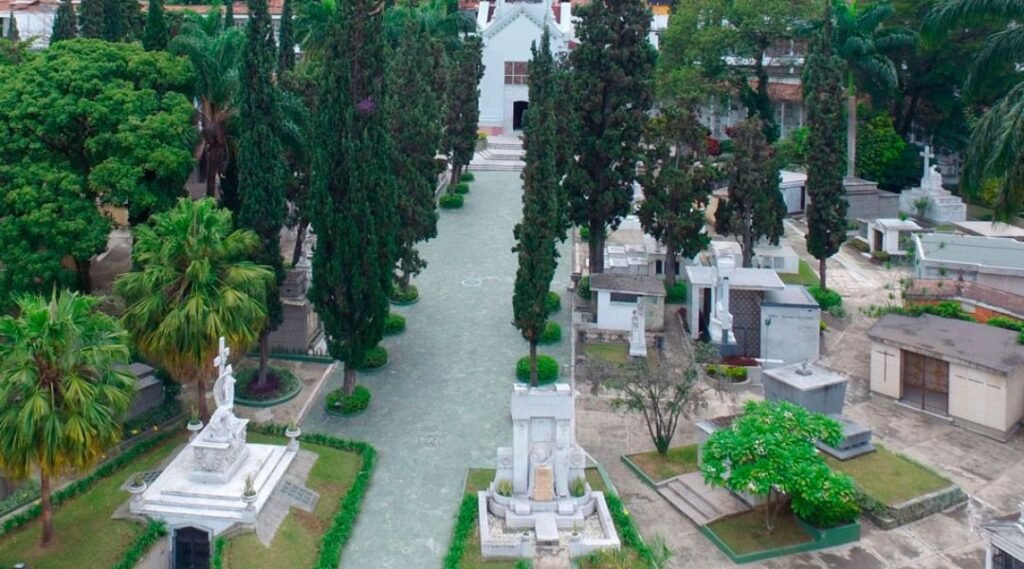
[
  {"x1": 920, "y1": 145, "x2": 934, "y2": 181},
  {"x1": 212, "y1": 337, "x2": 235, "y2": 410}
]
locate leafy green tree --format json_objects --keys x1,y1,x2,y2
[
  {"x1": 0, "y1": 291, "x2": 136, "y2": 547},
  {"x1": 306, "y1": 0, "x2": 398, "y2": 398},
  {"x1": 714, "y1": 117, "x2": 785, "y2": 268},
  {"x1": 513, "y1": 31, "x2": 563, "y2": 386},
  {"x1": 277, "y1": 0, "x2": 295, "y2": 73},
  {"x1": 172, "y1": 13, "x2": 244, "y2": 198},
  {"x1": 143, "y1": 0, "x2": 169, "y2": 51},
  {"x1": 927, "y1": 0, "x2": 1024, "y2": 219},
  {"x1": 701, "y1": 400, "x2": 859, "y2": 532},
  {"x1": 115, "y1": 198, "x2": 273, "y2": 420},
  {"x1": 236, "y1": 0, "x2": 286, "y2": 386},
  {"x1": 51, "y1": 0, "x2": 78, "y2": 43},
  {"x1": 444, "y1": 35, "x2": 483, "y2": 186},
  {"x1": 638, "y1": 107, "x2": 717, "y2": 288},
  {"x1": 79, "y1": 0, "x2": 104, "y2": 38},
  {"x1": 658, "y1": 0, "x2": 815, "y2": 142},
  {"x1": 774, "y1": 126, "x2": 810, "y2": 169},
  {"x1": 567, "y1": 0, "x2": 656, "y2": 273},
  {"x1": 856, "y1": 112, "x2": 907, "y2": 187},
  {"x1": 6, "y1": 10, "x2": 18, "y2": 41},
  {"x1": 387, "y1": 22, "x2": 442, "y2": 291},
  {"x1": 0, "y1": 40, "x2": 196, "y2": 297},
  {"x1": 833, "y1": 0, "x2": 914, "y2": 177},
  {"x1": 804, "y1": 7, "x2": 848, "y2": 290}
]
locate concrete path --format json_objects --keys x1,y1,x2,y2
[{"x1": 302, "y1": 171, "x2": 572, "y2": 569}]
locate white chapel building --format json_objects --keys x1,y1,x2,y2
[{"x1": 474, "y1": 0, "x2": 575, "y2": 135}]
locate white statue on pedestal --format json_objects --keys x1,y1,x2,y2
[
  {"x1": 629, "y1": 304, "x2": 647, "y2": 357},
  {"x1": 708, "y1": 259, "x2": 736, "y2": 346}
]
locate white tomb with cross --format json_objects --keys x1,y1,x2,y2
[
  {"x1": 130, "y1": 337, "x2": 298, "y2": 537},
  {"x1": 899, "y1": 145, "x2": 966, "y2": 224}
]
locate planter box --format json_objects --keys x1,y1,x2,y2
[
  {"x1": 701, "y1": 518, "x2": 861, "y2": 564},
  {"x1": 858, "y1": 484, "x2": 967, "y2": 530}
]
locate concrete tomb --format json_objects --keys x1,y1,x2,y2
[
  {"x1": 899, "y1": 145, "x2": 966, "y2": 224},
  {"x1": 480, "y1": 384, "x2": 620, "y2": 560}
]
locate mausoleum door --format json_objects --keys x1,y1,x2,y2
[
  {"x1": 174, "y1": 527, "x2": 211, "y2": 569},
  {"x1": 900, "y1": 351, "x2": 949, "y2": 415}
]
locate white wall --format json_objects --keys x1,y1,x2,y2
[
  {"x1": 948, "y1": 363, "x2": 1013, "y2": 433},
  {"x1": 760, "y1": 304, "x2": 820, "y2": 367},
  {"x1": 595, "y1": 292, "x2": 663, "y2": 331},
  {"x1": 870, "y1": 341, "x2": 902, "y2": 399}
]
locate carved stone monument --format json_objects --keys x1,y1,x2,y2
[
  {"x1": 899, "y1": 145, "x2": 966, "y2": 224},
  {"x1": 628, "y1": 304, "x2": 647, "y2": 358},
  {"x1": 190, "y1": 338, "x2": 250, "y2": 484},
  {"x1": 481, "y1": 385, "x2": 620, "y2": 560},
  {"x1": 708, "y1": 256, "x2": 737, "y2": 352}
]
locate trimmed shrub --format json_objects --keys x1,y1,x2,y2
[
  {"x1": 325, "y1": 385, "x2": 372, "y2": 415},
  {"x1": 439, "y1": 194, "x2": 464, "y2": 209},
  {"x1": 360, "y1": 346, "x2": 388, "y2": 370},
  {"x1": 111, "y1": 520, "x2": 168, "y2": 569},
  {"x1": 848, "y1": 239, "x2": 870, "y2": 254},
  {"x1": 0, "y1": 480, "x2": 39, "y2": 518},
  {"x1": 808, "y1": 285, "x2": 842, "y2": 311},
  {"x1": 665, "y1": 281, "x2": 687, "y2": 303},
  {"x1": 577, "y1": 275, "x2": 592, "y2": 300},
  {"x1": 384, "y1": 312, "x2": 407, "y2": 335},
  {"x1": 391, "y1": 284, "x2": 419, "y2": 304},
  {"x1": 516, "y1": 355, "x2": 559, "y2": 384},
  {"x1": 570, "y1": 477, "x2": 586, "y2": 498},
  {"x1": 460, "y1": 172, "x2": 475, "y2": 182},
  {"x1": 988, "y1": 316, "x2": 1023, "y2": 332},
  {"x1": 705, "y1": 364, "x2": 748, "y2": 381},
  {"x1": 454, "y1": 182, "x2": 470, "y2": 195},
  {"x1": 538, "y1": 321, "x2": 562, "y2": 344},
  {"x1": 871, "y1": 250, "x2": 891, "y2": 263},
  {"x1": 235, "y1": 366, "x2": 300, "y2": 401},
  {"x1": 443, "y1": 494, "x2": 478, "y2": 569},
  {"x1": 546, "y1": 291, "x2": 561, "y2": 314}
]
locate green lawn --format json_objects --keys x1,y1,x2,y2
[
  {"x1": 222, "y1": 433, "x2": 362, "y2": 569},
  {"x1": 706, "y1": 505, "x2": 812, "y2": 555},
  {"x1": 780, "y1": 260, "x2": 819, "y2": 287},
  {"x1": 824, "y1": 446, "x2": 951, "y2": 506},
  {"x1": 585, "y1": 343, "x2": 629, "y2": 365},
  {"x1": 0, "y1": 433, "x2": 185, "y2": 569},
  {"x1": 626, "y1": 445, "x2": 699, "y2": 482}
]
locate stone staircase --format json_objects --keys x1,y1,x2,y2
[
  {"x1": 656, "y1": 472, "x2": 750, "y2": 526},
  {"x1": 470, "y1": 135, "x2": 525, "y2": 171}
]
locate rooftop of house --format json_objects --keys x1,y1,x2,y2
[
  {"x1": 952, "y1": 221, "x2": 1024, "y2": 240},
  {"x1": 873, "y1": 218, "x2": 925, "y2": 232},
  {"x1": 780, "y1": 170, "x2": 807, "y2": 188},
  {"x1": 982, "y1": 506, "x2": 1024, "y2": 563},
  {"x1": 685, "y1": 265, "x2": 786, "y2": 291},
  {"x1": 917, "y1": 233, "x2": 1024, "y2": 270},
  {"x1": 588, "y1": 273, "x2": 666, "y2": 296},
  {"x1": 763, "y1": 285, "x2": 817, "y2": 307},
  {"x1": 867, "y1": 314, "x2": 1024, "y2": 375}
]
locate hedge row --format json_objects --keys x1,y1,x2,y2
[
  {"x1": 442, "y1": 494, "x2": 478, "y2": 569},
  {"x1": 0, "y1": 429, "x2": 175, "y2": 540},
  {"x1": 207, "y1": 425, "x2": 378, "y2": 569},
  {"x1": 212, "y1": 537, "x2": 226, "y2": 569},
  {"x1": 111, "y1": 519, "x2": 168, "y2": 569},
  {"x1": 605, "y1": 494, "x2": 657, "y2": 567}
]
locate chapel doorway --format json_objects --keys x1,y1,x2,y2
[
  {"x1": 900, "y1": 350, "x2": 949, "y2": 415},
  {"x1": 174, "y1": 527, "x2": 211, "y2": 569},
  {"x1": 513, "y1": 101, "x2": 529, "y2": 131}
]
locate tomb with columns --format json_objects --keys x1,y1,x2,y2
[
  {"x1": 899, "y1": 145, "x2": 967, "y2": 224},
  {"x1": 479, "y1": 384, "x2": 620, "y2": 560}
]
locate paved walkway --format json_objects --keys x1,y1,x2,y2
[{"x1": 302, "y1": 171, "x2": 572, "y2": 569}]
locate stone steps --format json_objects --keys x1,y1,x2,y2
[{"x1": 658, "y1": 479, "x2": 722, "y2": 526}]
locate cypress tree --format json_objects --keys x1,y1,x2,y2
[
  {"x1": 714, "y1": 117, "x2": 786, "y2": 267},
  {"x1": 79, "y1": 0, "x2": 104, "y2": 38},
  {"x1": 237, "y1": 0, "x2": 286, "y2": 386},
  {"x1": 444, "y1": 35, "x2": 483, "y2": 187},
  {"x1": 121, "y1": 0, "x2": 143, "y2": 40},
  {"x1": 51, "y1": 0, "x2": 77, "y2": 43},
  {"x1": 276, "y1": 0, "x2": 294, "y2": 73},
  {"x1": 803, "y1": 5, "x2": 848, "y2": 291},
  {"x1": 308, "y1": 0, "x2": 398, "y2": 399},
  {"x1": 102, "y1": 0, "x2": 122, "y2": 41},
  {"x1": 387, "y1": 22, "x2": 441, "y2": 292},
  {"x1": 224, "y1": 0, "x2": 234, "y2": 28},
  {"x1": 637, "y1": 106, "x2": 716, "y2": 288},
  {"x1": 566, "y1": 0, "x2": 656, "y2": 273},
  {"x1": 513, "y1": 31, "x2": 563, "y2": 386},
  {"x1": 142, "y1": 0, "x2": 168, "y2": 51},
  {"x1": 6, "y1": 11, "x2": 18, "y2": 41}
]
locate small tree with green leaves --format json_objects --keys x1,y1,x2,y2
[
  {"x1": 701, "y1": 400, "x2": 859, "y2": 532},
  {"x1": 714, "y1": 117, "x2": 786, "y2": 268},
  {"x1": 50, "y1": 0, "x2": 77, "y2": 43}
]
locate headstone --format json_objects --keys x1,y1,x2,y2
[
  {"x1": 898, "y1": 145, "x2": 966, "y2": 224},
  {"x1": 708, "y1": 257, "x2": 737, "y2": 349},
  {"x1": 629, "y1": 304, "x2": 647, "y2": 357}
]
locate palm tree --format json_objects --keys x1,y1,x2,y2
[
  {"x1": 0, "y1": 291, "x2": 136, "y2": 547},
  {"x1": 927, "y1": 0, "x2": 1024, "y2": 220},
  {"x1": 832, "y1": 0, "x2": 914, "y2": 177},
  {"x1": 171, "y1": 11, "x2": 244, "y2": 199},
  {"x1": 114, "y1": 198, "x2": 272, "y2": 420}
]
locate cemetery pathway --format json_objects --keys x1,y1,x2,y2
[{"x1": 303, "y1": 171, "x2": 573, "y2": 569}]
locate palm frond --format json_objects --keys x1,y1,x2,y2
[{"x1": 925, "y1": 0, "x2": 1024, "y2": 34}]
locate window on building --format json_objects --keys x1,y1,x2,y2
[
  {"x1": 994, "y1": 548, "x2": 1024, "y2": 569},
  {"x1": 609, "y1": 292, "x2": 640, "y2": 303},
  {"x1": 504, "y1": 61, "x2": 529, "y2": 85},
  {"x1": 655, "y1": 260, "x2": 663, "y2": 275}
]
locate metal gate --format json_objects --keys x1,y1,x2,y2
[{"x1": 900, "y1": 350, "x2": 950, "y2": 415}]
